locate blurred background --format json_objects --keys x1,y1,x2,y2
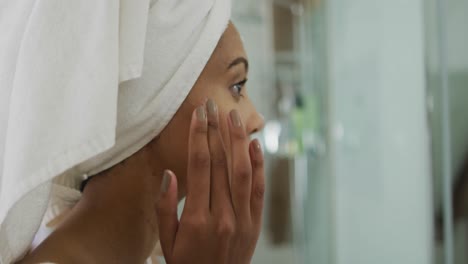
[{"x1": 229, "y1": 0, "x2": 468, "y2": 263}]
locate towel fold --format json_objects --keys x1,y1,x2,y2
[{"x1": 0, "y1": 0, "x2": 231, "y2": 263}]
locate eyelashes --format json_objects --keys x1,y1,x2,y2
[{"x1": 230, "y1": 79, "x2": 248, "y2": 99}]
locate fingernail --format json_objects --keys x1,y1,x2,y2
[
  {"x1": 207, "y1": 99, "x2": 218, "y2": 116},
  {"x1": 230, "y1": 110, "x2": 242, "y2": 127},
  {"x1": 196, "y1": 106, "x2": 206, "y2": 121},
  {"x1": 253, "y1": 139, "x2": 262, "y2": 153},
  {"x1": 161, "y1": 170, "x2": 171, "y2": 193}
]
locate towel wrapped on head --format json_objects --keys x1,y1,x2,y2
[{"x1": 0, "y1": 0, "x2": 231, "y2": 262}]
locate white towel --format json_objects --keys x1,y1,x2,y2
[{"x1": 0, "y1": 0, "x2": 231, "y2": 263}]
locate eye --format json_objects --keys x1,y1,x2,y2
[{"x1": 230, "y1": 79, "x2": 247, "y2": 98}]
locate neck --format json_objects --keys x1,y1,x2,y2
[{"x1": 21, "y1": 146, "x2": 165, "y2": 264}]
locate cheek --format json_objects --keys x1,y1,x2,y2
[{"x1": 156, "y1": 107, "x2": 195, "y2": 195}]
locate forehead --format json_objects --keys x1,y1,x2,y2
[{"x1": 210, "y1": 23, "x2": 247, "y2": 68}]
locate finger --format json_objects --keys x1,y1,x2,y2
[
  {"x1": 249, "y1": 139, "x2": 265, "y2": 229},
  {"x1": 156, "y1": 170, "x2": 179, "y2": 258},
  {"x1": 206, "y1": 99, "x2": 232, "y2": 213},
  {"x1": 228, "y1": 109, "x2": 252, "y2": 220},
  {"x1": 185, "y1": 105, "x2": 210, "y2": 212}
]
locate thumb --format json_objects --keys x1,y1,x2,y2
[{"x1": 156, "y1": 170, "x2": 179, "y2": 259}]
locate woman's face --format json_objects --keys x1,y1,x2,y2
[{"x1": 150, "y1": 23, "x2": 265, "y2": 198}]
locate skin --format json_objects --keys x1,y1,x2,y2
[{"x1": 19, "y1": 22, "x2": 265, "y2": 264}]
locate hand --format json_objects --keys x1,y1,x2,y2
[{"x1": 156, "y1": 99, "x2": 265, "y2": 264}]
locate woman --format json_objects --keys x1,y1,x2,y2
[
  {"x1": 0, "y1": 1, "x2": 264, "y2": 263},
  {"x1": 19, "y1": 22, "x2": 265, "y2": 264}
]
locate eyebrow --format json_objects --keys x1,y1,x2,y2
[{"x1": 228, "y1": 57, "x2": 249, "y2": 72}]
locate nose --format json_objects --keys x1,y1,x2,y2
[{"x1": 246, "y1": 111, "x2": 265, "y2": 136}]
